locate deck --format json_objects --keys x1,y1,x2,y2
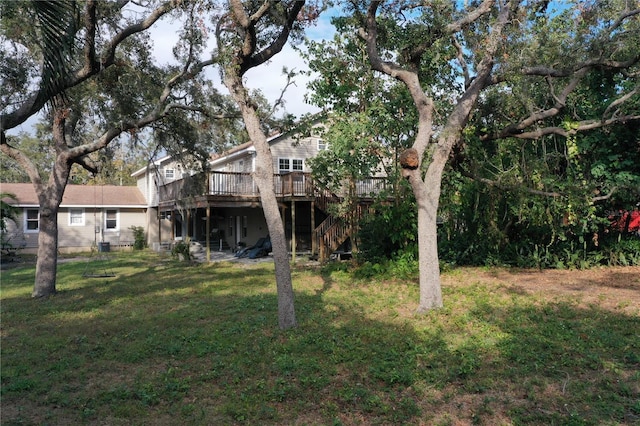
[{"x1": 158, "y1": 172, "x2": 389, "y2": 207}]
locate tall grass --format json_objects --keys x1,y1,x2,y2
[{"x1": 1, "y1": 253, "x2": 639, "y2": 425}]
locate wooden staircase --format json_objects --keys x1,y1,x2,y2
[{"x1": 312, "y1": 188, "x2": 368, "y2": 261}]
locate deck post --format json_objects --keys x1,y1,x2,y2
[
  {"x1": 291, "y1": 200, "x2": 296, "y2": 263},
  {"x1": 206, "y1": 206, "x2": 211, "y2": 262},
  {"x1": 311, "y1": 200, "x2": 316, "y2": 256}
]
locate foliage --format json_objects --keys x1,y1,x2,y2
[
  {"x1": 0, "y1": 192, "x2": 20, "y2": 252},
  {"x1": 1, "y1": 253, "x2": 638, "y2": 424},
  {"x1": 171, "y1": 240, "x2": 190, "y2": 261},
  {"x1": 356, "y1": 187, "x2": 418, "y2": 264},
  {"x1": 129, "y1": 226, "x2": 146, "y2": 251},
  {"x1": 437, "y1": 169, "x2": 640, "y2": 269},
  {"x1": 0, "y1": 192, "x2": 18, "y2": 232}
]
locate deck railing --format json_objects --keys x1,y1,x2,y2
[{"x1": 159, "y1": 171, "x2": 390, "y2": 203}]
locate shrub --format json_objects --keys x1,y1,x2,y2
[
  {"x1": 130, "y1": 226, "x2": 147, "y2": 250},
  {"x1": 171, "y1": 241, "x2": 190, "y2": 261}
]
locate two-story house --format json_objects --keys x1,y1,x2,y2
[
  {"x1": 136, "y1": 124, "x2": 389, "y2": 260},
  {"x1": 2, "y1": 121, "x2": 389, "y2": 259}
]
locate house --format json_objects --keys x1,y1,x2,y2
[
  {"x1": 2, "y1": 121, "x2": 390, "y2": 258},
  {"x1": 1, "y1": 183, "x2": 149, "y2": 254},
  {"x1": 133, "y1": 123, "x2": 390, "y2": 260}
]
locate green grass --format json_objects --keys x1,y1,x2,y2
[{"x1": 1, "y1": 253, "x2": 639, "y2": 425}]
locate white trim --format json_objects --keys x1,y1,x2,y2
[
  {"x1": 278, "y1": 157, "x2": 304, "y2": 172},
  {"x1": 23, "y1": 208, "x2": 39, "y2": 233},
  {"x1": 104, "y1": 208, "x2": 120, "y2": 232},
  {"x1": 209, "y1": 146, "x2": 256, "y2": 169},
  {"x1": 292, "y1": 158, "x2": 304, "y2": 171},
  {"x1": 68, "y1": 208, "x2": 85, "y2": 226},
  {"x1": 130, "y1": 154, "x2": 173, "y2": 177},
  {"x1": 59, "y1": 204, "x2": 148, "y2": 209},
  {"x1": 278, "y1": 157, "x2": 291, "y2": 172}
]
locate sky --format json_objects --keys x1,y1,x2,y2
[
  {"x1": 141, "y1": 6, "x2": 339, "y2": 118},
  {"x1": 7, "y1": 6, "x2": 338, "y2": 136}
]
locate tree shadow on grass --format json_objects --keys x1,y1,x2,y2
[
  {"x1": 466, "y1": 300, "x2": 640, "y2": 424},
  {"x1": 2, "y1": 261, "x2": 639, "y2": 425}
]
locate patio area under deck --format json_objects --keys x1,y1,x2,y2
[{"x1": 157, "y1": 171, "x2": 390, "y2": 261}]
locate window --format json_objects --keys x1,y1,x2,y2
[
  {"x1": 69, "y1": 208, "x2": 85, "y2": 226},
  {"x1": 25, "y1": 209, "x2": 39, "y2": 232},
  {"x1": 278, "y1": 158, "x2": 290, "y2": 172},
  {"x1": 279, "y1": 158, "x2": 303, "y2": 172},
  {"x1": 318, "y1": 139, "x2": 328, "y2": 151},
  {"x1": 165, "y1": 168, "x2": 175, "y2": 179},
  {"x1": 105, "y1": 209, "x2": 118, "y2": 231},
  {"x1": 242, "y1": 216, "x2": 248, "y2": 238}
]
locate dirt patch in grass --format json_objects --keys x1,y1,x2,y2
[{"x1": 444, "y1": 266, "x2": 640, "y2": 315}]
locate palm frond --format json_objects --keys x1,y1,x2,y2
[{"x1": 32, "y1": 0, "x2": 78, "y2": 106}]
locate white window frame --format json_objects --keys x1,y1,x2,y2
[
  {"x1": 279, "y1": 158, "x2": 303, "y2": 173},
  {"x1": 69, "y1": 208, "x2": 85, "y2": 226},
  {"x1": 164, "y1": 168, "x2": 175, "y2": 179},
  {"x1": 104, "y1": 209, "x2": 119, "y2": 232},
  {"x1": 317, "y1": 139, "x2": 328, "y2": 151},
  {"x1": 278, "y1": 158, "x2": 290, "y2": 173},
  {"x1": 24, "y1": 208, "x2": 39, "y2": 233}
]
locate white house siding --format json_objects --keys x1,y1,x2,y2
[
  {"x1": 137, "y1": 174, "x2": 156, "y2": 206},
  {"x1": 269, "y1": 135, "x2": 322, "y2": 172},
  {"x1": 102, "y1": 208, "x2": 147, "y2": 247},
  {"x1": 7, "y1": 207, "x2": 147, "y2": 254}
]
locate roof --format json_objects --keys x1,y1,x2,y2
[
  {"x1": 130, "y1": 154, "x2": 173, "y2": 178},
  {"x1": 1, "y1": 183, "x2": 147, "y2": 208}
]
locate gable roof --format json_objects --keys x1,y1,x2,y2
[
  {"x1": 130, "y1": 154, "x2": 173, "y2": 178},
  {"x1": 1, "y1": 183, "x2": 147, "y2": 208}
]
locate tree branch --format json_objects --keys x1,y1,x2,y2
[
  {"x1": 243, "y1": 1, "x2": 306, "y2": 74},
  {"x1": 446, "y1": 0, "x2": 494, "y2": 33},
  {"x1": 1, "y1": 0, "x2": 175, "y2": 131}
]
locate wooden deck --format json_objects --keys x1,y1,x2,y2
[{"x1": 158, "y1": 172, "x2": 389, "y2": 206}]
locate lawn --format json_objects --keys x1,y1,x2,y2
[{"x1": 1, "y1": 252, "x2": 639, "y2": 425}]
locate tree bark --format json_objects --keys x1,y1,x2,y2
[
  {"x1": 413, "y1": 157, "x2": 445, "y2": 311},
  {"x1": 360, "y1": 0, "x2": 511, "y2": 312},
  {"x1": 32, "y1": 201, "x2": 60, "y2": 298},
  {"x1": 224, "y1": 72, "x2": 297, "y2": 330}
]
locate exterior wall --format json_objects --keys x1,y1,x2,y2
[
  {"x1": 10, "y1": 207, "x2": 147, "y2": 254},
  {"x1": 137, "y1": 173, "x2": 157, "y2": 206},
  {"x1": 1, "y1": 217, "x2": 28, "y2": 250},
  {"x1": 219, "y1": 207, "x2": 268, "y2": 249},
  {"x1": 11, "y1": 209, "x2": 38, "y2": 250},
  {"x1": 209, "y1": 132, "x2": 325, "y2": 174},
  {"x1": 270, "y1": 134, "x2": 324, "y2": 173},
  {"x1": 58, "y1": 207, "x2": 101, "y2": 250},
  {"x1": 212, "y1": 152, "x2": 254, "y2": 172}
]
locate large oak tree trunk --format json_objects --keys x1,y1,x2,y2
[
  {"x1": 414, "y1": 185, "x2": 443, "y2": 312},
  {"x1": 412, "y1": 147, "x2": 449, "y2": 312},
  {"x1": 29, "y1": 110, "x2": 72, "y2": 298},
  {"x1": 253, "y1": 159, "x2": 297, "y2": 329},
  {"x1": 32, "y1": 201, "x2": 60, "y2": 298},
  {"x1": 225, "y1": 73, "x2": 297, "y2": 330}
]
